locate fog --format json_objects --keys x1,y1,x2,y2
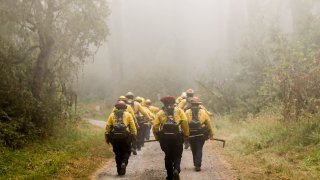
[{"x1": 78, "y1": 0, "x2": 319, "y2": 103}]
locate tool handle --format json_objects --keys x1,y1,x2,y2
[{"x1": 212, "y1": 138, "x2": 226, "y2": 148}]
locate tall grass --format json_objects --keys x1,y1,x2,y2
[
  {"x1": 215, "y1": 111, "x2": 320, "y2": 179},
  {"x1": 0, "y1": 121, "x2": 112, "y2": 179}
]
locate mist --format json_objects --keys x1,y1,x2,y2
[
  {"x1": 78, "y1": 0, "x2": 320, "y2": 103},
  {"x1": 1, "y1": 0, "x2": 320, "y2": 178}
]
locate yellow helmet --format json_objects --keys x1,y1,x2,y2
[
  {"x1": 125, "y1": 92, "x2": 134, "y2": 99},
  {"x1": 140, "y1": 97, "x2": 146, "y2": 106},
  {"x1": 135, "y1": 96, "x2": 143, "y2": 103},
  {"x1": 118, "y1": 96, "x2": 127, "y2": 101},
  {"x1": 145, "y1": 99, "x2": 152, "y2": 105}
]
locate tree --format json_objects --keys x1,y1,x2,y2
[{"x1": 0, "y1": 0, "x2": 109, "y2": 148}]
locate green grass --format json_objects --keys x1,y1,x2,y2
[
  {"x1": 215, "y1": 111, "x2": 320, "y2": 179},
  {"x1": 0, "y1": 121, "x2": 113, "y2": 179}
]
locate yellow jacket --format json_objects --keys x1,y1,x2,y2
[
  {"x1": 147, "y1": 105, "x2": 160, "y2": 115},
  {"x1": 185, "y1": 108, "x2": 214, "y2": 138},
  {"x1": 132, "y1": 101, "x2": 151, "y2": 120},
  {"x1": 143, "y1": 106, "x2": 154, "y2": 123},
  {"x1": 152, "y1": 108, "x2": 189, "y2": 140},
  {"x1": 175, "y1": 96, "x2": 183, "y2": 105},
  {"x1": 112, "y1": 105, "x2": 138, "y2": 123},
  {"x1": 177, "y1": 98, "x2": 188, "y2": 110},
  {"x1": 199, "y1": 105, "x2": 213, "y2": 116},
  {"x1": 105, "y1": 111, "x2": 137, "y2": 136}
]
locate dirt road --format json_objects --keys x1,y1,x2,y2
[{"x1": 89, "y1": 119, "x2": 236, "y2": 180}]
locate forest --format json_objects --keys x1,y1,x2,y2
[{"x1": 0, "y1": 0, "x2": 319, "y2": 179}]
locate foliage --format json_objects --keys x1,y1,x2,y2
[
  {"x1": 0, "y1": 121, "x2": 112, "y2": 179},
  {"x1": 199, "y1": 2, "x2": 320, "y2": 121},
  {"x1": 215, "y1": 112, "x2": 320, "y2": 179},
  {"x1": 0, "y1": 0, "x2": 109, "y2": 148},
  {"x1": 261, "y1": 16, "x2": 320, "y2": 121}
]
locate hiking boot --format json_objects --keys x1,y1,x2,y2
[
  {"x1": 119, "y1": 163, "x2": 126, "y2": 175},
  {"x1": 131, "y1": 148, "x2": 137, "y2": 155},
  {"x1": 184, "y1": 143, "x2": 190, "y2": 149},
  {"x1": 173, "y1": 169, "x2": 180, "y2": 180},
  {"x1": 195, "y1": 166, "x2": 201, "y2": 171}
]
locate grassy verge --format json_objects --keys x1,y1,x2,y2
[
  {"x1": 214, "y1": 111, "x2": 320, "y2": 179},
  {"x1": 0, "y1": 121, "x2": 113, "y2": 179}
]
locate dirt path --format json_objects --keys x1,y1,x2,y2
[{"x1": 89, "y1": 119, "x2": 236, "y2": 180}]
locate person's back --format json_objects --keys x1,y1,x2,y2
[
  {"x1": 185, "y1": 97, "x2": 214, "y2": 172},
  {"x1": 153, "y1": 96, "x2": 189, "y2": 180},
  {"x1": 105, "y1": 101, "x2": 137, "y2": 176}
]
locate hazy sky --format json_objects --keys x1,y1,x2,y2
[{"x1": 78, "y1": 0, "x2": 319, "y2": 101}]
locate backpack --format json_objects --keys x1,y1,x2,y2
[
  {"x1": 109, "y1": 110, "x2": 129, "y2": 143},
  {"x1": 189, "y1": 108, "x2": 208, "y2": 137},
  {"x1": 135, "y1": 112, "x2": 147, "y2": 127},
  {"x1": 160, "y1": 110, "x2": 181, "y2": 140}
]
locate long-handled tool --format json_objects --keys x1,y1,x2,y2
[
  {"x1": 211, "y1": 138, "x2": 226, "y2": 148},
  {"x1": 188, "y1": 134, "x2": 226, "y2": 148},
  {"x1": 141, "y1": 135, "x2": 226, "y2": 148}
]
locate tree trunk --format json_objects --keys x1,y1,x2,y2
[
  {"x1": 31, "y1": 0, "x2": 55, "y2": 98},
  {"x1": 32, "y1": 31, "x2": 54, "y2": 98}
]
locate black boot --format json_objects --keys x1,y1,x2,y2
[
  {"x1": 173, "y1": 169, "x2": 180, "y2": 180},
  {"x1": 119, "y1": 163, "x2": 126, "y2": 175},
  {"x1": 131, "y1": 147, "x2": 137, "y2": 155},
  {"x1": 195, "y1": 166, "x2": 201, "y2": 171}
]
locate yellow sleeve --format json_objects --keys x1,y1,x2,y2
[
  {"x1": 179, "y1": 109, "x2": 189, "y2": 137},
  {"x1": 177, "y1": 99, "x2": 186, "y2": 109},
  {"x1": 136, "y1": 102, "x2": 151, "y2": 120},
  {"x1": 175, "y1": 96, "x2": 182, "y2": 104},
  {"x1": 145, "y1": 107, "x2": 155, "y2": 122},
  {"x1": 150, "y1": 106, "x2": 160, "y2": 114},
  {"x1": 202, "y1": 110, "x2": 214, "y2": 137},
  {"x1": 185, "y1": 109, "x2": 192, "y2": 122},
  {"x1": 105, "y1": 114, "x2": 114, "y2": 134},
  {"x1": 127, "y1": 106, "x2": 138, "y2": 123},
  {"x1": 152, "y1": 111, "x2": 162, "y2": 140},
  {"x1": 127, "y1": 113, "x2": 137, "y2": 136},
  {"x1": 200, "y1": 105, "x2": 213, "y2": 116}
]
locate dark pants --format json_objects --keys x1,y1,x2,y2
[
  {"x1": 159, "y1": 138, "x2": 183, "y2": 179},
  {"x1": 137, "y1": 123, "x2": 148, "y2": 149},
  {"x1": 111, "y1": 140, "x2": 131, "y2": 174},
  {"x1": 189, "y1": 137, "x2": 205, "y2": 167},
  {"x1": 145, "y1": 125, "x2": 152, "y2": 140}
]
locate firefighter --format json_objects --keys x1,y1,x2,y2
[
  {"x1": 145, "y1": 99, "x2": 160, "y2": 114},
  {"x1": 135, "y1": 96, "x2": 153, "y2": 148},
  {"x1": 178, "y1": 89, "x2": 213, "y2": 116},
  {"x1": 178, "y1": 89, "x2": 213, "y2": 149},
  {"x1": 177, "y1": 89, "x2": 195, "y2": 149},
  {"x1": 185, "y1": 97, "x2": 214, "y2": 171},
  {"x1": 125, "y1": 92, "x2": 152, "y2": 151},
  {"x1": 105, "y1": 101, "x2": 137, "y2": 176},
  {"x1": 145, "y1": 99, "x2": 159, "y2": 140},
  {"x1": 111, "y1": 96, "x2": 139, "y2": 155},
  {"x1": 153, "y1": 96, "x2": 189, "y2": 180},
  {"x1": 177, "y1": 89, "x2": 194, "y2": 110},
  {"x1": 175, "y1": 92, "x2": 187, "y2": 106}
]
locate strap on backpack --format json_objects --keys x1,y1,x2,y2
[{"x1": 115, "y1": 110, "x2": 128, "y2": 128}]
